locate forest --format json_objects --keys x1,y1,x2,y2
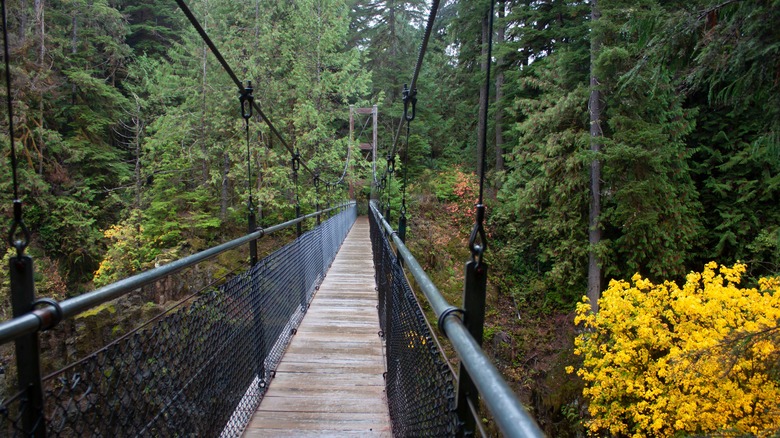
[{"x1": 0, "y1": 0, "x2": 779, "y2": 436}]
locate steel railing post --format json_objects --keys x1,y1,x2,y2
[
  {"x1": 455, "y1": 260, "x2": 488, "y2": 437},
  {"x1": 251, "y1": 262, "x2": 267, "y2": 385},
  {"x1": 10, "y1": 255, "x2": 45, "y2": 437},
  {"x1": 249, "y1": 205, "x2": 258, "y2": 267}
]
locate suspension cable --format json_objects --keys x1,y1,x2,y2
[
  {"x1": 173, "y1": 0, "x2": 316, "y2": 179},
  {"x1": 396, "y1": 84, "x2": 417, "y2": 245},
  {"x1": 468, "y1": 0, "x2": 495, "y2": 266},
  {"x1": 383, "y1": 0, "x2": 441, "y2": 180},
  {"x1": 240, "y1": 81, "x2": 254, "y2": 209},
  {"x1": 2, "y1": 0, "x2": 30, "y2": 257},
  {"x1": 400, "y1": 84, "x2": 417, "y2": 220},
  {"x1": 291, "y1": 150, "x2": 302, "y2": 235},
  {"x1": 313, "y1": 172, "x2": 321, "y2": 225},
  {"x1": 384, "y1": 152, "x2": 395, "y2": 220}
]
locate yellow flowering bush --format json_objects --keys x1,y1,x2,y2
[{"x1": 571, "y1": 262, "x2": 780, "y2": 437}]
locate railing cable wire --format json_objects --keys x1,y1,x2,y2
[
  {"x1": 173, "y1": 0, "x2": 316, "y2": 178},
  {"x1": 2, "y1": 0, "x2": 30, "y2": 257},
  {"x1": 386, "y1": 0, "x2": 441, "y2": 166},
  {"x1": 468, "y1": 0, "x2": 494, "y2": 266},
  {"x1": 398, "y1": 84, "x2": 416, "y2": 244}
]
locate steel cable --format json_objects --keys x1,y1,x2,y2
[
  {"x1": 173, "y1": 0, "x2": 318, "y2": 179},
  {"x1": 379, "y1": 0, "x2": 441, "y2": 187}
]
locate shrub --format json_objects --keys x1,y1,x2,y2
[{"x1": 570, "y1": 262, "x2": 780, "y2": 437}]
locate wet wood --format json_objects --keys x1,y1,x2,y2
[{"x1": 243, "y1": 217, "x2": 392, "y2": 437}]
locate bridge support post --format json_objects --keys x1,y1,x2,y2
[
  {"x1": 251, "y1": 262, "x2": 267, "y2": 386},
  {"x1": 249, "y1": 202, "x2": 258, "y2": 266},
  {"x1": 456, "y1": 260, "x2": 488, "y2": 437},
  {"x1": 397, "y1": 214, "x2": 406, "y2": 267},
  {"x1": 384, "y1": 236, "x2": 396, "y2": 385},
  {"x1": 295, "y1": 204, "x2": 302, "y2": 237},
  {"x1": 248, "y1": 202, "x2": 266, "y2": 383},
  {"x1": 10, "y1": 255, "x2": 45, "y2": 437}
]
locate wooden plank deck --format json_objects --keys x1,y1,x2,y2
[{"x1": 242, "y1": 217, "x2": 392, "y2": 437}]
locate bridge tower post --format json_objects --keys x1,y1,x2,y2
[
  {"x1": 372, "y1": 105, "x2": 377, "y2": 188},
  {"x1": 456, "y1": 260, "x2": 488, "y2": 436}
]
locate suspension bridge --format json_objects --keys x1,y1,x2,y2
[
  {"x1": 0, "y1": 0, "x2": 547, "y2": 436},
  {"x1": 0, "y1": 203, "x2": 543, "y2": 437}
]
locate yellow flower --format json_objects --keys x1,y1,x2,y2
[{"x1": 572, "y1": 263, "x2": 780, "y2": 437}]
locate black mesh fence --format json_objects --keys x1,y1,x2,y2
[
  {"x1": 369, "y1": 206, "x2": 459, "y2": 437},
  {"x1": 0, "y1": 204, "x2": 356, "y2": 437}
]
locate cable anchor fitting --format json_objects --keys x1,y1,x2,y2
[
  {"x1": 387, "y1": 154, "x2": 395, "y2": 175},
  {"x1": 239, "y1": 81, "x2": 254, "y2": 121},
  {"x1": 402, "y1": 84, "x2": 417, "y2": 123},
  {"x1": 291, "y1": 150, "x2": 301, "y2": 173},
  {"x1": 468, "y1": 204, "x2": 488, "y2": 265},
  {"x1": 8, "y1": 200, "x2": 30, "y2": 257}
]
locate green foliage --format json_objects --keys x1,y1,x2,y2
[
  {"x1": 596, "y1": 1, "x2": 703, "y2": 281},
  {"x1": 495, "y1": 52, "x2": 591, "y2": 306},
  {"x1": 689, "y1": 103, "x2": 780, "y2": 278}
]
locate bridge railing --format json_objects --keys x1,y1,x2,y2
[
  {"x1": 0, "y1": 202, "x2": 357, "y2": 437},
  {"x1": 369, "y1": 201, "x2": 544, "y2": 438}
]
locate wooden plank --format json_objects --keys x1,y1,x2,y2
[
  {"x1": 245, "y1": 430, "x2": 390, "y2": 438},
  {"x1": 275, "y1": 362, "x2": 384, "y2": 374},
  {"x1": 281, "y1": 332, "x2": 378, "y2": 343},
  {"x1": 243, "y1": 217, "x2": 392, "y2": 436},
  {"x1": 269, "y1": 371, "x2": 383, "y2": 384},
  {"x1": 258, "y1": 395, "x2": 387, "y2": 413}
]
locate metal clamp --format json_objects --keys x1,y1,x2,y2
[
  {"x1": 291, "y1": 150, "x2": 301, "y2": 172},
  {"x1": 437, "y1": 306, "x2": 464, "y2": 339},
  {"x1": 8, "y1": 200, "x2": 30, "y2": 256},
  {"x1": 239, "y1": 81, "x2": 254, "y2": 120},
  {"x1": 403, "y1": 84, "x2": 417, "y2": 122},
  {"x1": 32, "y1": 298, "x2": 64, "y2": 331},
  {"x1": 468, "y1": 204, "x2": 487, "y2": 265}
]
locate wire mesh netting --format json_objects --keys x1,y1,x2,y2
[
  {"x1": 369, "y1": 206, "x2": 459, "y2": 437},
  {"x1": 0, "y1": 204, "x2": 356, "y2": 437}
]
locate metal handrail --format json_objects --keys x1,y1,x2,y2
[
  {"x1": 0, "y1": 202, "x2": 355, "y2": 346},
  {"x1": 370, "y1": 201, "x2": 544, "y2": 438}
]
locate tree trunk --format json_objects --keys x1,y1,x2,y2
[
  {"x1": 132, "y1": 97, "x2": 143, "y2": 209},
  {"x1": 221, "y1": 151, "x2": 229, "y2": 220},
  {"x1": 494, "y1": 0, "x2": 506, "y2": 178},
  {"x1": 36, "y1": 0, "x2": 44, "y2": 63},
  {"x1": 388, "y1": 0, "x2": 398, "y2": 101},
  {"x1": 588, "y1": 0, "x2": 603, "y2": 314},
  {"x1": 200, "y1": 3, "x2": 209, "y2": 183},
  {"x1": 70, "y1": 11, "x2": 78, "y2": 105},
  {"x1": 477, "y1": 10, "x2": 489, "y2": 170},
  {"x1": 201, "y1": 42, "x2": 209, "y2": 183},
  {"x1": 19, "y1": 0, "x2": 27, "y2": 42},
  {"x1": 36, "y1": 0, "x2": 45, "y2": 175}
]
